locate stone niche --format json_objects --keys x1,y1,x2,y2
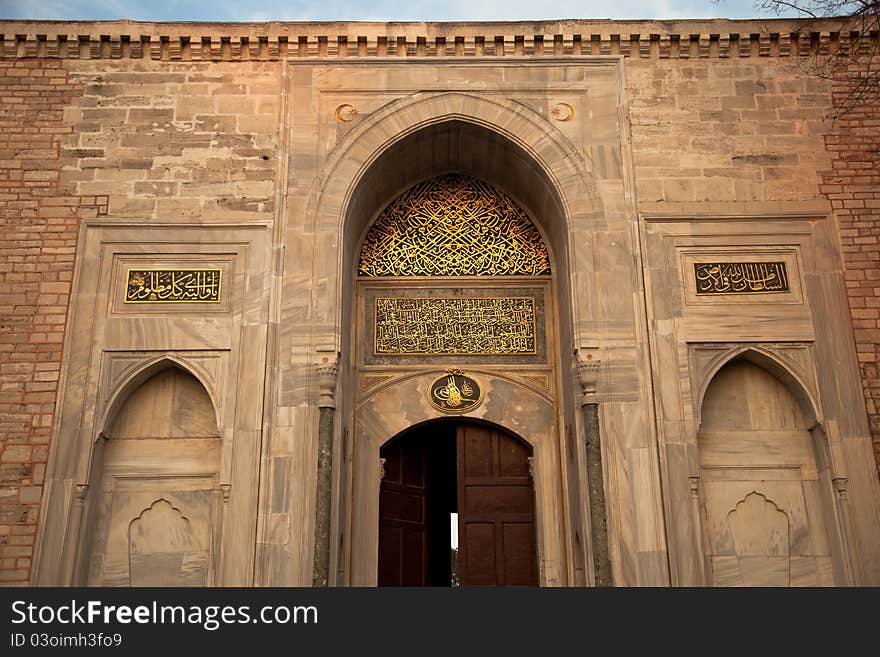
[
  {"x1": 86, "y1": 367, "x2": 221, "y2": 587},
  {"x1": 698, "y1": 359, "x2": 837, "y2": 586}
]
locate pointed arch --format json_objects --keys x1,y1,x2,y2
[
  {"x1": 697, "y1": 355, "x2": 841, "y2": 586},
  {"x1": 333, "y1": 89, "x2": 604, "y2": 588},
  {"x1": 357, "y1": 173, "x2": 552, "y2": 277},
  {"x1": 695, "y1": 346, "x2": 821, "y2": 429},
  {"x1": 100, "y1": 355, "x2": 221, "y2": 439},
  {"x1": 305, "y1": 91, "x2": 601, "y2": 355}
]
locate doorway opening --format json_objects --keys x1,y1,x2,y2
[{"x1": 378, "y1": 420, "x2": 538, "y2": 586}]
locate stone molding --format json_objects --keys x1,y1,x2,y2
[{"x1": 0, "y1": 18, "x2": 870, "y2": 61}]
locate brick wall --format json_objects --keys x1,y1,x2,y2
[
  {"x1": 821, "y1": 59, "x2": 880, "y2": 477},
  {"x1": 0, "y1": 59, "x2": 95, "y2": 584}
]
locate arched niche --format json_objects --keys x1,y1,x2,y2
[
  {"x1": 106, "y1": 366, "x2": 218, "y2": 440},
  {"x1": 696, "y1": 358, "x2": 846, "y2": 586},
  {"x1": 695, "y1": 347, "x2": 821, "y2": 431},
  {"x1": 99, "y1": 356, "x2": 222, "y2": 438},
  {"x1": 84, "y1": 364, "x2": 222, "y2": 586}
]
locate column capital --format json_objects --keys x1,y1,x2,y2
[
  {"x1": 316, "y1": 360, "x2": 338, "y2": 409},
  {"x1": 576, "y1": 349, "x2": 601, "y2": 406}
]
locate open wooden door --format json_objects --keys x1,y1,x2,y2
[
  {"x1": 457, "y1": 423, "x2": 538, "y2": 586},
  {"x1": 378, "y1": 438, "x2": 429, "y2": 586},
  {"x1": 378, "y1": 421, "x2": 538, "y2": 586}
]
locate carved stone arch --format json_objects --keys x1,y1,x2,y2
[
  {"x1": 305, "y1": 90, "x2": 602, "y2": 350},
  {"x1": 316, "y1": 90, "x2": 596, "y2": 226},
  {"x1": 379, "y1": 415, "x2": 535, "y2": 452},
  {"x1": 362, "y1": 373, "x2": 554, "y2": 449},
  {"x1": 696, "y1": 351, "x2": 846, "y2": 586},
  {"x1": 691, "y1": 344, "x2": 822, "y2": 430},
  {"x1": 99, "y1": 354, "x2": 222, "y2": 439},
  {"x1": 330, "y1": 85, "x2": 609, "y2": 587},
  {"x1": 83, "y1": 360, "x2": 223, "y2": 587}
]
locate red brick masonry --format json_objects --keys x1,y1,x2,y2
[
  {"x1": 821, "y1": 60, "x2": 880, "y2": 478},
  {"x1": 0, "y1": 59, "x2": 105, "y2": 584}
]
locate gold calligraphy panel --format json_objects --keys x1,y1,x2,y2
[
  {"x1": 358, "y1": 174, "x2": 551, "y2": 277},
  {"x1": 374, "y1": 297, "x2": 537, "y2": 355},
  {"x1": 124, "y1": 269, "x2": 222, "y2": 303},
  {"x1": 694, "y1": 262, "x2": 790, "y2": 295}
]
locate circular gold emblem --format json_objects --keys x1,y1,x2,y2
[{"x1": 428, "y1": 369, "x2": 483, "y2": 414}]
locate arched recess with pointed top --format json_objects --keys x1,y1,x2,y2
[
  {"x1": 82, "y1": 361, "x2": 222, "y2": 586},
  {"x1": 696, "y1": 356, "x2": 849, "y2": 586},
  {"x1": 326, "y1": 92, "x2": 599, "y2": 587},
  {"x1": 304, "y1": 91, "x2": 602, "y2": 401},
  {"x1": 99, "y1": 356, "x2": 221, "y2": 440},
  {"x1": 694, "y1": 346, "x2": 821, "y2": 431}
]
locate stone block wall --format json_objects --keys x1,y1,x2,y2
[
  {"x1": 0, "y1": 19, "x2": 876, "y2": 584},
  {"x1": 626, "y1": 58, "x2": 833, "y2": 205},
  {"x1": 61, "y1": 61, "x2": 279, "y2": 223},
  {"x1": 0, "y1": 54, "x2": 280, "y2": 585}
]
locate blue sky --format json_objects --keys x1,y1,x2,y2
[{"x1": 0, "y1": 1, "x2": 793, "y2": 22}]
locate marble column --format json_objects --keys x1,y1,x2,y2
[
  {"x1": 312, "y1": 361, "x2": 337, "y2": 587},
  {"x1": 578, "y1": 353, "x2": 612, "y2": 587}
]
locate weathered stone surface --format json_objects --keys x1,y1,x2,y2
[{"x1": 1, "y1": 18, "x2": 877, "y2": 589}]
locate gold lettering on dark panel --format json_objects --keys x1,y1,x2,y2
[
  {"x1": 694, "y1": 262, "x2": 789, "y2": 295},
  {"x1": 374, "y1": 297, "x2": 537, "y2": 355},
  {"x1": 124, "y1": 269, "x2": 222, "y2": 303},
  {"x1": 428, "y1": 370, "x2": 484, "y2": 414},
  {"x1": 358, "y1": 174, "x2": 550, "y2": 277}
]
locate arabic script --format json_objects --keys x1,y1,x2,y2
[
  {"x1": 694, "y1": 261, "x2": 789, "y2": 295},
  {"x1": 375, "y1": 297, "x2": 537, "y2": 355},
  {"x1": 125, "y1": 269, "x2": 222, "y2": 303}
]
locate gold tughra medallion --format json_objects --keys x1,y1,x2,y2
[{"x1": 428, "y1": 369, "x2": 484, "y2": 414}]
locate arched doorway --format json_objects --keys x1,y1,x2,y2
[
  {"x1": 337, "y1": 117, "x2": 584, "y2": 587},
  {"x1": 378, "y1": 420, "x2": 538, "y2": 586}
]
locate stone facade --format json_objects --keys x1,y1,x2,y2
[{"x1": 0, "y1": 18, "x2": 878, "y2": 586}]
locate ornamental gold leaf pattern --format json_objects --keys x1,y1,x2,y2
[{"x1": 358, "y1": 174, "x2": 551, "y2": 276}]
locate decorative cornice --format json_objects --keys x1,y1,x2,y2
[{"x1": 0, "y1": 18, "x2": 873, "y2": 61}]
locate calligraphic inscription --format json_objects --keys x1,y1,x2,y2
[
  {"x1": 429, "y1": 369, "x2": 484, "y2": 414},
  {"x1": 694, "y1": 261, "x2": 790, "y2": 295},
  {"x1": 124, "y1": 269, "x2": 222, "y2": 303},
  {"x1": 374, "y1": 297, "x2": 537, "y2": 355},
  {"x1": 358, "y1": 174, "x2": 551, "y2": 277}
]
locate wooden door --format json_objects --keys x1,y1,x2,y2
[
  {"x1": 378, "y1": 438, "x2": 428, "y2": 586},
  {"x1": 457, "y1": 423, "x2": 538, "y2": 586}
]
